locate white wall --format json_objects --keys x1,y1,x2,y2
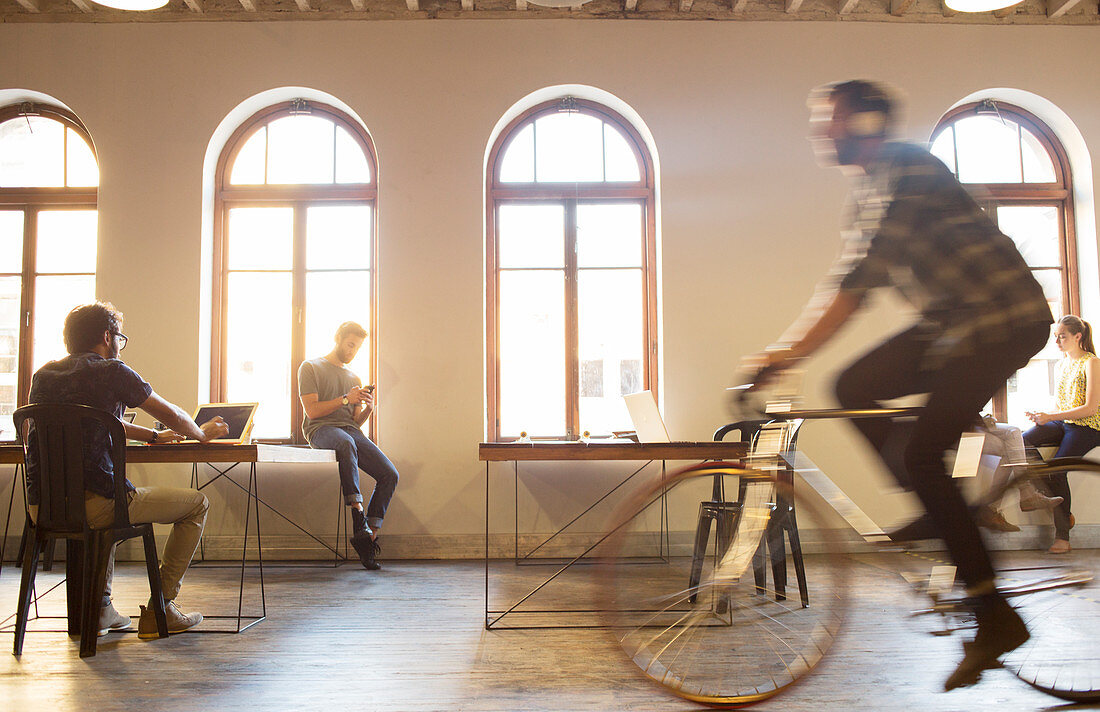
[{"x1": 1, "y1": 20, "x2": 1097, "y2": 555}]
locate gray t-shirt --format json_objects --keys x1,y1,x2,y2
[{"x1": 298, "y1": 357, "x2": 362, "y2": 442}]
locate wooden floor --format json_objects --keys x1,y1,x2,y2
[{"x1": 0, "y1": 549, "x2": 1097, "y2": 712}]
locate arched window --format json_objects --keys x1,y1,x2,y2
[
  {"x1": 0, "y1": 103, "x2": 98, "y2": 440},
  {"x1": 930, "y1": 101, "x2": 1077, "y2": 424},
  {"x1": 486, "y1": 97, "x2": 658, "y2": 441},
  {"x1": 212, "y1": 100, "x2": 376, "y2": 442}
]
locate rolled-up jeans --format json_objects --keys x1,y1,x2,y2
[{"x1": 308, "y1": 425, "x2": 399, "y2": 530}]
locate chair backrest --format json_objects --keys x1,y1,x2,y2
[{"x1": 13, "y1": 403, "x2": 129, "y2": 534}]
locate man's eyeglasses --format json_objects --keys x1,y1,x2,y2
[{"x1": 111, "y1": 331, "x2": 128, "y2": 350}]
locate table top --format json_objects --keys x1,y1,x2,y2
[
  {"x1": 478, "y1": 440, "x2": 747, "y2": 462},
  {"x1": 0, "y1": 442, "x2": 335, "y2": 466}
]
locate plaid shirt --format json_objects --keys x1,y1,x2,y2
[{"x1": 825, "y1": 142, "x2": 1053, "y2": 369}]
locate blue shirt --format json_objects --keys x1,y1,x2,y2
[{"x1": 26, "y1": 352, "x2": 153, "y2": 503}]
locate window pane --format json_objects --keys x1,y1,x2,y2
[
  {"x1": 0, "y1": 277, "x2": 19, "y2": 441},
  {"x1": 604, "y1": 123, "x2": 641, "y2": 182},
  {"x1": 65, "y1": 128, "x2": 99, "y2": 188},
  {"x1": 499, "y1": 270, "x2": 565, "y2": 437},
  {"x1": 267, "y1": 116, "x2": 335, "y2": 185},
  {"x1": 0, "y1": 116, "x2": 65, "y2": 188},
  {"x1": 305, "y1": 271, "x2": 371, "y2": 377},
  {"x1": 499, "y1": 123, "x2": 534, "y2": 183},
  {"x1": 306, "y1": 205, "x2": 371, "y2": 270},
  {"x1": 0, "y1": 211, "x2": 24, "y2": 273},
  {"x1": 1021, "y1": 127, "x2": 1057, "y2": 183},
  {"x1": 1030, "y1": 268, "x2": 1064, "y2": 321},
  {"x1": 33, "y1": 275, "x2": 95, "y2": 373},
  {"x1": 954, "y1": 116, "x2": 1022, "y2": 184},
  {"x1": 37, "y1": 210, "x2": 97, "y2": 273},
  {"x1": 996, "y1": 206, "x2": 1060, "y2": 268},
  {"x1": 1006, "y1": 355, "x2": 1059, "y2": 431},
  {"x1": 227, "y1": 207, "x2": 293, "y2": 270},
  {"x1": 577, "y1": 203, "x2": 643, "y2": 268},
  {"x1": 535, "y1": 113, "x2": 603, "y2": 183},
  {"x1": 578, "y1": 269, "x2": 643, "y2": 435},
  {"x1": 334, "y1": 126, "x2": 371, "y2": 184},
  {"x1": 498, "y1": 204, "x2": 564, "y2": 269},
  {"x1": 230, "y1": 127, "x2": 267, "y2": 185},
  {"x1": 226, "y1": 272, "x2": 292, "y2": 439},
  {"x1": 929, "y1": 128, "x2": 956, "y2": 175}
]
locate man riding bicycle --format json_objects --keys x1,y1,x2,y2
[{"x1": 745, "y1": 80, "x2": 1052, "y2": 690}]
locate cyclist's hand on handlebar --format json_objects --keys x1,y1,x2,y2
[{"x1": 738, "y1": 347, "x2": 798, "y2": 390}]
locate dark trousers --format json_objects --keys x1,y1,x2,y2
[
  {"x1": 834, "y1": 324, "x2": 1049, "y2": 589},
  {"x1": 1023, "y1": 420, "x2": 1100, "y2": 539}
]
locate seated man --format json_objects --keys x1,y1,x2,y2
[
  {"x1": 298, "y1": 321, "x2": 399, "y2": 571},
  {"x1": 27, "y1": 302, "x2": 229, "y2": 638}
]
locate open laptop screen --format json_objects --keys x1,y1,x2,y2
[
  {"x1": 623, "y1": 391, "x2": 671, "y2": 443},
  {"x1": 190, "y1": 403, "x2": 259, "y2": 443}
]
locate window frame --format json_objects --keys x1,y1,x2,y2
[
  {"x1": 485, "y1": 98, "x2": 658, "y2": 442},
  {"x1": 211, "y1": 100, "x2": 378, "y2": 444},
  {"x1": 931, "y1": 102, "x2": 1077, "y2": 419},
  {"x1": 0, "y1": 103, "x2": 98, "y2": 432}
]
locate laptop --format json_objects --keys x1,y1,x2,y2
[
  {"x1": 184, "y1": 402, "x2": 259, "y2": 444},
  {"x1": 623, "y1": 391, "x2": 671, "y2": 443}
]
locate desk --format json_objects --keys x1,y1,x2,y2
[
  {"x1": 1, "y1": 443, "x2": 335, "y2": 633},
  {"x1": 479, "y1": 440, "x2": 746, "y2": 629}
]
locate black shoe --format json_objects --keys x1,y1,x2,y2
[
  {"x1": 944, "y1": 596, "x2": 1029, "y2": 691},
  {"x1": 351, "y1": 532, "x2": 381, "y2": 571},
  {"x1": 350, "y1": 508, "x2": 373, "y2": 538}
]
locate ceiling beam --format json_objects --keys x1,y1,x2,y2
[
  {"x1": 70, "y1": 0, "x2": 93, "y2": 12},
  {"x1": 890, "y1": 0, "x2": 915, "y2": 13},
  {"x1": 14, "y1": 0, "x2": 40, "y2": 10},
  {"x1": 785, "y1": 0, "x2": 804, "y2": 11},
  {"x1": 183, "y1": 0, "x2": 204, "y2": 10},
  {"x1": 1047, "y1": 0, "x2": 1081, "y2": 15}
]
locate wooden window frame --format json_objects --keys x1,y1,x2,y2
[
  {"x1": 0, "y1": 104, "x2": 98, "y2": 433},
  {"x1": 485, "y1": 98, "x2": 658, "y2": 442},
  {"x1": 212, "y1": 101, "x2": 378, "y2": 444},
  {"x1": 931, "y1": 102, "x2": 1077, "y2": 420}
]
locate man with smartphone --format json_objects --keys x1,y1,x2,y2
[{"x1": 298, "y1": 321, "x2": 399, "y2": 571}]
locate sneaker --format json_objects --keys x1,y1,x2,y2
[
  {"x1": 1019, "y1": 491, "x2": 1063, "y2": 512},
  {"x1": 976, "y1": 507, "x2": 1020, "y2": 533},
  {"x1": 944, "y1": 596, "x2": 1029, "y2": 691},
  {"x1": 351, "y1": 532, "x2": 382, "y2": 571},
  {"x1": 138, "y1": 600, "x2": 203, "y2": 639},
  {"x1": 97, "y1": 602, "x2": 131, "y2": 637}
]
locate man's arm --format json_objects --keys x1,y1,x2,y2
[
  {"x1": 138, "y1": 391, "x2": 228, "y2": 441},
  {"x1": 122, "y1": 419, "x2": 183, "y2": 444},
  {"x1": 301, "y1": 386, "x2": 364, "y2": 420},
  {"x1": 748, "y1": 289, "x2": 863, "y2": 378},
  {"x1": 353, "y1": 387, "x2": 374, "y2": 427}
]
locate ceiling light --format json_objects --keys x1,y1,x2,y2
[
  {"x1": 92, "y1": 0, "x2": 169, "y2": 10},
  {"x1": 944, "y1": 0, "x2": 1023, "y2": 12}
]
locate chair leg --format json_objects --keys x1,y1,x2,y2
[
  {"x1": 785, "y1": 508, "x2": 810, "y2": 608},
  {"x1": 768, "y1": 516, "x2": 787, "y2": 602},
  {"x1": 42, "y1": 538, "x2": 56, "y2": 572},
  {"x1": 687, "y1": 505, "x2": 714, "y2": 604},
  {"x1": 80, "y1": 536, "x2": 111, "y2": 658},
  {"x1": 141, "y1": 532, "x2": 169, "y2": 638},
  {"x1": 13, "y1": 532, "x2": 43, "y2": 656},
  {"x1": 752, "y1": 522, "x2": 768, "y2": 596},
  {"x1": 65, "y1": 539, "x2": 86, "y2": 636},
  {"x1": 714, "y1": 507, "x2": 736, "y2": 616}
]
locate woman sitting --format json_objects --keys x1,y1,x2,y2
[{"x1": 1023, "y1": 315, "x2": 1100, "y2": 554}]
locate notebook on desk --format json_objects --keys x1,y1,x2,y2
[
  {"x1": 182, "y1": 402, "x2": 259, "y2": 444},
  {"x1": 623, "y1": 391, "x2": 671, "y2": 443}
]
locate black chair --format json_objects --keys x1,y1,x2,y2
[
  {"x1": 687, "y1": 418, "x2": 809, "y2": 608},
  {"x1": 12, "y1": 404, "x2": 168, "y2": 657}
]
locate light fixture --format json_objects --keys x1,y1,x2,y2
[
  {"x1": 944, "y1": 0, "x2": 1023, "y2": 12},
  {"x1": 91, "y1": 0, "x2": 169, "y2": 10}
]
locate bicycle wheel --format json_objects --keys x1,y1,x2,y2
[
  {"x1": 1000, "y1": 457, "x2": 1100, "y2": 702},
  {"x1": 596, "y1": 461, "x2": 849, "y2": 708}
]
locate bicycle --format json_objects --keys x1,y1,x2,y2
[{"x1": 594, "y1": 393, "x2": 1099, "y2": 707}]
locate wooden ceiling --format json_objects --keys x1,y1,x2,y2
[{"x1": 1, "y1": 0, "x2": 1097, "y2": 23}]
